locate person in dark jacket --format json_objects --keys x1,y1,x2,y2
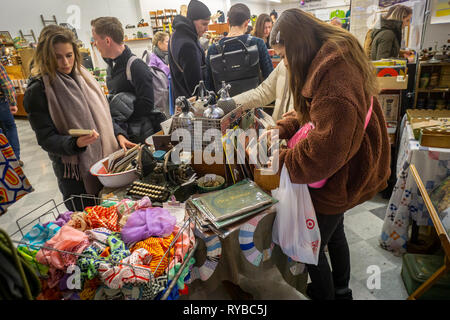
[
  {"x1": 91, "y1": 17, "x2": 162, "y2": 144},
  {"x1": 370, "y1": 5, "x2": 412, "y2": 60},
  {"x1": 168, "y1": 0, "x2": 211, "y2": 100},
  {"x1": 205, "y1": 3, "x2": 273, "y2": 94},
  {"x1": 24, "y1": 26, "x2": 133, "y2": 211}
]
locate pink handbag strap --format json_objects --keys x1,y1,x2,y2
[{"x1": 364, "y1": 96, "x2": 374, "y2": 130}]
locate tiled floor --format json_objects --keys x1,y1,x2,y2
[{"x1": 0, "y1": 119, "x2": 409, "y2": 300}]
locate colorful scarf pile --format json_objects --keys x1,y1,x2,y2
[{"x1": 131, "y1": 234, "x2": 174, "y2": 277}]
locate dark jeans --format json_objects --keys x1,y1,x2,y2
[
  {"x1": 0, "y1": 99, "x2": 20, "y2": 159},
  {"x1": 306, "y1": 212, "x2": 351, "y2": 300}
]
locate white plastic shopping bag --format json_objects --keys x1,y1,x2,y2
[{"x1": 271, "y1": 164, "x2": 321, "y2": 265}]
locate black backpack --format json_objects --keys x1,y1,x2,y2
[{"x1": 209, "y1": 36, "x2": 261, "y2": 97}]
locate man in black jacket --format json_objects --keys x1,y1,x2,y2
[
  {"x1": 169, "y1": 0, "x2": 211, "y2": 100},
  {"x1": 91, "y1": 17, "x2": 162, "y2": 144}
]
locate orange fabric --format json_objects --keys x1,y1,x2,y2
[
  {"x1": 84, "y1": 205, "x2": 120, "y2": 232},
  {"x1": 131, "y1": 234, "x2": 174, "y2": 277}
]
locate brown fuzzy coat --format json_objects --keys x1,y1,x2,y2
[{"x1": 276, "y1": 41, "x2": 390, "y2": 215}]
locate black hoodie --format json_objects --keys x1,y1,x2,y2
[
  {"x1": 370, "y1": 18, "x2": 403, "y2": 60},
  {"x1": 168, "y1": 15, "x2": 207, "y2": 99}
]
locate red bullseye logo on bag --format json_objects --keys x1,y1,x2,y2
[{"x1": 306, "y1": 219, "x2": 315, "y2": 229}]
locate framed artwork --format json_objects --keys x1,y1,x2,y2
[{"x1": 0, "y1": 31, "x2": 13, "y2": 45}]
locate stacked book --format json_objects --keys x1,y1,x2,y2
[{"x1": 187, "y1": 179, "x2": 278, "y2": 238}]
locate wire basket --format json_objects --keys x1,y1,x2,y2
[{"x1": 9, "y1": 194, "x2": 198, "y2": 300}]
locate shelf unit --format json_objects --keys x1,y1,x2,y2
[
  {"x1": 414, "y1": 61, "x2": 450, "y2": 109},
  {"x1": 124, "y1": 37, "x2": 152, "y2": 42},
  {"x1": 149, "y1": 9, "x2": 177, "y2": 34}
]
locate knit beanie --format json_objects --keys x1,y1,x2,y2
[{"x1": 187, "y1": 0, "x2": 211, "y2": 21}]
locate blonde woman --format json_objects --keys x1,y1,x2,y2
[
  {"x1": 150, "y1": 31, "x2": 170, "y2": 77},
  {"x1": 370, "y1": 5, "x2": 413, "y2": 60},
  {"x1": 24, "y1": 25, "x2": 133, "y2": 210}
]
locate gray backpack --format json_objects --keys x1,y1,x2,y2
[{"x1": 126, "y1": 55, "x2": 170, "y2": 118}]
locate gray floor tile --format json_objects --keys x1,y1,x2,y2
[
  {"x1": 345, "y1": 210, "x2": 385, "y2": 240},
  {"x1": 349, "y1": 240, "x2": 398, "y2": 281}
]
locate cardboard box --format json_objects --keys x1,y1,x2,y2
[
  {"x1": 378, "y1": 75, "x2": 408, "y2": 90},
  {"x1": 379, "y1": 94, "x2": 400, "y2": 121}
]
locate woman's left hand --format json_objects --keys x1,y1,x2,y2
[{"x1": 117, "y1": 135, "x2": 137, "y2": 151}]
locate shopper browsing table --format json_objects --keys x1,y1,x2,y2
[
  {"x1": 92, "y1": 17, "x2": 161, "y2": 144},
  {"x1": 168, "y1": 0, "x2": 211, "y2": 100},
  {"x1": 0, "y1": 64, "x2": 22, "y2": 166},
  {"x1": 369, "y1": 5, "x2": 413, "y2": 60},
  {"x1": 266, "y1": 9, "x2": 391, "y2": 300},
  {"x1": 24, "y1": 26, "x2": 131, "y2": 210},
  {"x1": 252, "y1": 13, "x2": 273, "y2": 49}
]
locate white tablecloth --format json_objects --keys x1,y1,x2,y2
[{"x1": 380, "y1": 116, "x2": 450, "y2": 255}]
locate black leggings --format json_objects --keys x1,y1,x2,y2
[{"x1": 306, "y1": 212, "x2": 351, "y2": 300}]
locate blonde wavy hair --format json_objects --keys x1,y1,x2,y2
[
  {"x1": 385, "y1": 5, "x2": 412, "y2": 22},
  {"x1": 152, "y1": 31, "x2": 169, "y2": 48},
  {"x1": 31, "y1": 25, "x2": 81, "y2": 81}
]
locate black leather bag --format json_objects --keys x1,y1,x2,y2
[{"x1": 209, "y1": 36, "x2": 261, "y2": 97}]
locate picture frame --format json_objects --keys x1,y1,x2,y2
[{"x1": 0, "y1": 31, "x2": 13, "y2": 45}]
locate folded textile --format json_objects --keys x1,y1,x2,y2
[
  {"x1": 121, "y1": 207, "x2": 176, "y2": 244},
  {"x1": 168, "y1": 256, "x2": 196, "y2": 290},
  {"x1": 17, "y1": 223, "x2": 61, "y2": 275},
  {"x1": 84, "y1": 205, "x2": 120, "y2": 232},
  {"x1": 43, "y1": 211, "x2": 73, "y2": 228},
  {"x1": 80, "y1": 278, "x2": 102, "y2": 300},
  {"x1": 131, "y1": 234, "x2": 174, "y2": 277},
  {"x1": 169, "y1": 224, "x2": 195, "y2": 269},
  {"x1": 36, "y1": 225, "x2": 90, "y2": 270},
  {"x1": 77, "y1": 233, "x2": 130, "y2": 281},
  {"x1": 94, "y1": 284, "x2": 142, "y2": 300},
  {"x1": 85, "y1": 227, "x2": 113, "y2": 251},
  {"x1": 98, "y1": 248, "x2": 153, "y2": 289},
  {"x1": 117, "y1": 197, "x2": 152, "y2": 228},
  {"x1": 67, "y1": 212, "x2": 88, "y2": 231},
  {"x1": 18, "y1": 223, "x2": 61, "y2": 251}
]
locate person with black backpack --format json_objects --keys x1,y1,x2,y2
[
  {"x1": 205, "y1": 3, "x2": 273, "y2": 96},
  {"x1": 91, "y1": 17, "x2": 165, "y2": 144}
]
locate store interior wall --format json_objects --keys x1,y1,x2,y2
[
  {"x1": 0, "y1": 0, "x2": 140, "y2": 69},
  {"x1": 1, "y1": 0, "x2": 448, "y2": 69}
]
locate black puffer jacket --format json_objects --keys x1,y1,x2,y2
[
  {"x1": 370, "y1": 18, "x2": 403, "y2": 60},
  {"x1": 23, "y1": 77, "x2": 125, "y2": 181},
  {"x1": 168, "y1": 15, "x2": 207, "y2": 99}
]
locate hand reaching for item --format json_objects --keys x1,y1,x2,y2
[
  {"x1": 76, "y1": 130, "x2": 99, "y2": 148},
  {"x1": 117, "y1": 134, "x2": 137, "y2": 151}
]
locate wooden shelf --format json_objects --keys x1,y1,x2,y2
[
  {"x1": 124, "y1": 37, "x2": 152, "y2": 42},
  {"x1": 417, "y1": 88, "x2": 449, "y2": 93},
  {"x1": 419, "y1": 61, "x2": 450, "y2": 67}
]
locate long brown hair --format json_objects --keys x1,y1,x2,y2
[
  {"x1": 270, "y1": 9, "x2": 379, "y2": 125},
  {"x1": 252, "y1": 13, "x2": 272, "y2": 39},
  {"x1": 31, "y1": 25, "x2": 82, "y2": 81}
]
